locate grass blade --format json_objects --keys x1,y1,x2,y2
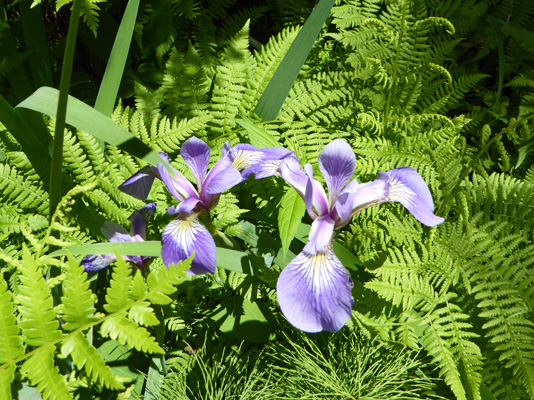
[
  {"x1": 94, "y1": 0, "x2": 140, "y2": 116},
  {"x1": 48, "y1": 0, "x2": 83, "y2": 220},
  {"x1": 20, "y1": 0, "x2": 53, "y2": 87},
  {"x1": 254, "y1": 0, "x2": 336, "y2": 121},
  {"x1": 16, "y1": 87, "x2": 162, "y2": 166}
]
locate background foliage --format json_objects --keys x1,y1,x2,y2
[{"x1": 1, "y1": 0, "x2": 533, "y2": 399}]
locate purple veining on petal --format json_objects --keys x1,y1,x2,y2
[
  {"x1": 318, "y1": 139, "x2": 356, "y2": 205},
  {"x1": 386, "y1": 167, "x2": 445, "y2": 227},
  {"x1": 181, "y1": 137, "x2": 211, "y2": 187},
  {"x1": 161, "y1": 213, "x2": 216, "y2": 275},
  {"x1": 303, "y1": 215, "x2": 335, "y2": 254},
  {"x1": 118, "y1": 166, "x2": 158, "y2": 200},
  {"x1": 276, "y1": 248, "x2": 353, "y2": 333}
]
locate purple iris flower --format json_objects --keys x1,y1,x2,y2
[
  {"x1": 82, "y1": 203, "x2": 156, "y2": 272},
  {"x1": 119, "y1": 137, "x2": 292, "y2": 276},
  {"x1": 275, "y1": 139, "x2": 445, "y2": 333}
]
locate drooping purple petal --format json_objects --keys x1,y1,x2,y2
[
  {"x1": 304, "y1": 164, "x2": 329, "y2": 218},
  {"x1": 302, "y1": 215, "x2": 335, "y2": 254},
  {"x1": 181, "y1": 137, "x2": 211, "y2": 187},
  {"x1": 318, "y1": 139, "x2": 356, "y2": 204},
  {"x1": 161, "y1": 214, "x2": 216, "y2": 275},
  {"x1": 118, "y1": 166, "x2": 158, "y2": 200},
  {"x1": 157, "y1": 160, "x2": 198, "y2": 202},
  {"x1": 100, "y1": 221, "x2": 132, "y2": 243},
  {"x1": 279, "y1": 156, "x2": 308, "y2": 198},
  {"x1": 276, "y1": 248, "x2": 354, "y2": 333},
  {"x1": 128, "y1": 202, "x2": 156, "y2": 240},
  {"x1": 385, "y1": 167, "x2": 445, "y2": 226},
  {"x1": 81, "y1": 254, "x2": 116, "y2": 272}
]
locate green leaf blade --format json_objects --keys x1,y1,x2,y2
[{"x1": 278, "y1": 189, "x2": 306, "y2": 258}]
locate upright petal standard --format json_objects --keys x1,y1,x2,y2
[{"x1": 275, "y1": 139, "x2": 444, "y2": 333}]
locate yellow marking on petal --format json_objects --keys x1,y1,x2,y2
[
  {"x1": 171, "y1": 214, "x2": 199, "y2": 250},
  {"x1": 230, "y1": 149, "x2": 264, "y2": 169}
]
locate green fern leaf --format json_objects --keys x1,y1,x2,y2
[
  {"x1": 0, "y1": 164, "x2": 49, "y2": 214},
  {"x1": 0, "y1": 273, "x2": 25, "y2": 364},
  {"x1": 58, "y1": 253, "x2": 98, "y2": 331},
  {"x1": 0, "y1": 365, "x2": 16, "y2": 400},
  {"x1": 17, "y1": 247, "x2": 62, "y2": 347},
  {"x1": 128, "y1": 301, "x2": 160, "y2": 327},
  {"x1": 129, "y1": 269, "x2": 148, "y2": 301},
  {"x1": 61, "y1": 332, "x2": 124, "y2": 390},
  {"x1": 101, "y1": 313, "x2": 164, "y2": 354},
  {"x1": 146, "y1": 261, "x2": 189, "y2": 305},
  {"x1": 104, "y1": 255, "x2": 134, "y2": 313},
  {"x1": 208, "y1": 21, "x2": 250, "y2": 136},
  {"x1": 20, "y1": 344, "x2": 71, "y2": 400}
]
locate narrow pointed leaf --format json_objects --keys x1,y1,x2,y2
[
  {"x1": 95, "y1": 0, "x2": 140, "y2": 116},
  {"x1": 254, "y1": 0, "x2": 336, "y2": 120},
  {"x1": 16, "y1": 87, "x2": 162, "y2": 166}
]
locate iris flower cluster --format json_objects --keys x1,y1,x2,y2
[{"x1": 83, "y1": 137, "x2": 443, "y2": 333}]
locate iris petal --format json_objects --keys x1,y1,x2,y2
[
  {"x1": 128, "y1": 203, "x2": 156, "y2": 240},
  {"x1": 229, "y1": 144, "x2": 293, "y2": 180},
  {"x1": 203, "y1": 166, "x2": 242, "y2": 195},
  {"x1": 118, "y1": 166, "x2": 158, "y2": 200},
  {"x1": 181, "y1": 137, "x2": 211, "y2": 187},
  {"x1": 100, "y1": 221, "x2": 131, "y2": 243},
  {"x1": 318, "y1": 139, "x2": 356, "y2": 204},
  {"x1": 279, "y1": 156, "x2": 308, "y2": 198},
  {"x1": 386, "y1": 167, "x2": 445, "y2": 226},
  {"x1": 161, "y1": 213, "x2": 216, "y2": 275},
  {"x1": 81, "y1": 254, "x2": 116, "y2": 272},
  {"x1": 304, "y1": 164, "x2": 329, "y2": 218},
  {"x1": 157, "y1": 161, "x2": 198, "y2": 202},
  {"x1": 303, "y1": 215, "x2": 335, "y2": 254},
  {"x1": 276, "y1": 248, "x2": 353, "y2": 333}
]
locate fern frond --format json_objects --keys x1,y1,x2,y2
[
  {"x1": 61, "y1": 332, "x2": 124, "y2": 390},
  {"x1": 101, "y1": 313, "x2": 164, "y2": 354},
  {"x1": 207, "y1": 21, "x2": 250, "y2": 137},
  {"x1": 159, "y1": 44, "x2": 211, "y2": 118},
  {"x1": 58, "y1": 254, "x2": 98, "y2": 331},
  {"x1": 20, "y1": 344, "x2": 71, "y2": 400},
  {"x1": 17, "y1": 247, "x2": 62, "y2": 347},
  {"x1": 0, "y1": 273, "x2": 25, "y2": 363},
  {"x1": 104, "y1": 255, "x2": 134, "y2": 313},
  {"x1": 146, "y1": 261, "x2": 189, "y2": 305},
  {"x1": 0, "y1": 164, "x2": 49, "y2": 214},
  {"x1": 0, "y1": 365, "x2": 16, "y2": 400},
  {"x1": 151, "y1": 113, "x2": 211, "y2": 153}
]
